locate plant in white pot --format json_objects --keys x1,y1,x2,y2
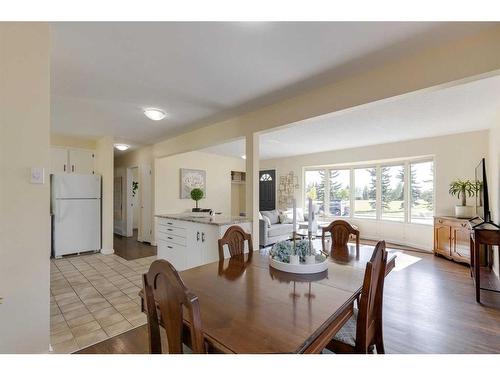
[{"x1": 449, "y1": 179, "x2": 475, "y2": 218}]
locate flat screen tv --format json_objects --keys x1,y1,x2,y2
[{"x1": 475, "y1": 158, "x2": 491, "y2": 222}]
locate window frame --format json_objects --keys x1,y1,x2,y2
[{"x1": 302, "y1": 157, "x2": 435, "y2": 226}]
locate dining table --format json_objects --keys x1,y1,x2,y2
[{"x1": 139, "y1": 244, "x2": 396, "y2": 353}]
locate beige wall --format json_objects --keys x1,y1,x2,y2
[
  {"x1": 95, "y1": 137, "x2": 114, "y2": 254},
  {"x1": 155, "y1": 151, "x2": 245, "y2": 216},
  {"x1": 488, "y1": 120, "x2": 500, "y2": 277},
  {"x1": 50, "y1": 133, "x2": 97, "y2": 149},
  {"x1": 261, "y1": 131, "x2": 489, "y2": 250},
  {"x1": 114, "y1": 146, "x2": 155, "y2": 242},
  {"x1": 231, "y1": 182, "x2": 246, "y2": 216},
  {"x1": 0, "y1": 23, "x2": 50, "y2": 353}
]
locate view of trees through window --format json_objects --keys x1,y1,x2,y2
[
  {"x1": 354, "y1": 168, "x2": 376, "y2": 218},
  {"x1": 410, "y1": 161, "x2": 434, "y2": 224},
  {"x1": 381, "y1": 165, "x2": 404, "y2": 221},
  {"x1": 329, "y1": 169, "x2": 350, "y2": 216},
  {"x1": 304, "y1": 159, "x2": 434, "y2": 225}
]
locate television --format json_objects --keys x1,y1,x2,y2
[{"x1": 475, "y1": 158, "x2": 491, "y2": 222}]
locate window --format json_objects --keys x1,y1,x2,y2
[
  {"x1": 381, "y1": 165, "x2": 405, "y2": 222},
  {"x1": 304, "y1": 170, "x2": 325, "y2": 215},
  {"x1": 354, "y1": 168, "x2": 376, "y2": 219},
  {"x1": 329, "y1": 169, "x2": 350, "y2": 217},
  {"x1": 410, "y1": 161, "x2": 434, "y2": 225},
  {"x1": 260, "y1": 173, "x2": 272, "y2": 181}
]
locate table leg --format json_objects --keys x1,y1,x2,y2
[{"x1": 474, "y1": 241, "x2": 481, "y2": 303}]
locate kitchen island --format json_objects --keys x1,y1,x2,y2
[{"x1": 155, "y1": 214, "x2": 252, "y2": 270}]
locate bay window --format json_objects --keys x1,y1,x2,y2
[{"x1": 304, "y1": 158, "x2": 434, "y2": 225}]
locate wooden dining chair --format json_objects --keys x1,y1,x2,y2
[
  {"x1": 218, "y1": 225, "x2": 253, "y2": 261},
  {"x1": 142, "y1": 259, "x2": 206, "y2": 354},
  {"x1": 322, "y1": 219, "x2": 360, "y2": 256},
  {"x1": 325, "y1": 240, "x2": 388, "y2": 354}
]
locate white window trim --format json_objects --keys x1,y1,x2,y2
[{"x1": 303, "y1": 157, "x2": 435, "y2": 226}]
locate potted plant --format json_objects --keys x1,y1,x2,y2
[
  {"x1": 449, "y1": 179, "x2": 475, "y2": 218},
  {"x1": 190, "y1": 188, "x2": 204, "y2": 212}
]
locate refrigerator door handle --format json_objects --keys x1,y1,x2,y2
[{"x1": 63, "y1": 164, "x2": 66, "y2": 172}]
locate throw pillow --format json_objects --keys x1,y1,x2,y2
[{"x1": 263, "y1": 215, "x2": 271, "y2": 228}]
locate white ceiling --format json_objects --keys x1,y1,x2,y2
[
  {"x1": 50, "y1": 22, "x2": 494, "y2": 147},
  {"x1": 201, "y1": 75, "x2": 500, "y2": 160}
]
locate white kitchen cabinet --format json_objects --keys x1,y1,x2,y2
[
  {"x1": 156, "y1": 217, "x2": 252, "y2": 271},
  {"x1": 69, "y1": 149, "x2": 95, "y2": 174},
  {"x1": 50, "y1": 148, "x2": 69, "y2": 174},
  {"x1": 50, "y1": 147, "x2": 95, "y2": 175}
]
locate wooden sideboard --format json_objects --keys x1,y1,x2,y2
[{"x1": 434, "y1": 216, "x2": 471, "y2": 265}]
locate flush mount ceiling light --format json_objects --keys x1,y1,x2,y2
[
  {"x1": 114, "y1": 144, "x2": 130, "y2": 151},
  {"x1": 241, "y1": 155, "x2": 247, "y2": 160},
  {"x1": 144, "y1": 108, "x2": 167, "y2": 121}
]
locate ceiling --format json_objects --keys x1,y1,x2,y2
[
  {"x1": 201, "y1": 75, "x2": 500, "y2": 160},
  {"x1": 50, "y1": 22, "x2": 494, "y2": 148}
]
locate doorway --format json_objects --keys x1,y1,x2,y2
[{"x1": 259, "y1": 169, "x2": 276, "y2": 211}]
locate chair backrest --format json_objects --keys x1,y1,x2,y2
[
  {"x1": 142, "y1": 259, "x2": 205, "y2": 354},
  {"x1": 218, "y1": 225, "x2": 253, "y2": 261},
  {"x1": 322, "y1": 219, "x2": 359, "y2": 255},
  {"x1": 355, "y1": 240, "x2": 388, "y2": 352}
]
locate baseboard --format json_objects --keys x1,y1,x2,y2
[{"x1": 100, "y1": 248, "x2": 115, "y2": 255}]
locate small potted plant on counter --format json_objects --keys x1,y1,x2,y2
[
  {"x1": 449, "y1": 179, "x2": 475, "y2": 218},
  {"x1": 190, "y1": 188, "x2": 204, "y2": 212}
]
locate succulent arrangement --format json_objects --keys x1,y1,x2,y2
[
  {"x1": 270, "y1": 239, "x2": 325, "y2": 263},
  {"x1": 270, "y1": 240, "x2": 292, "y2": 263}
]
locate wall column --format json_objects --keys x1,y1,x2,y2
[
  {"x1": 0, "y1": 23, "x2": 51, "y2": 353},
  {"x1": 96, "y1": 136, "x2": 114, "y2": 254},
  {"x1": 245, "y1": 133, "x2": 260, "y2": 249}
]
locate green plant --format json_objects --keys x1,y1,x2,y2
[
  {"x1": 449, "y1": 179, "x2": 475, "y2": 206},
  {"x1": 132, "y1": 181, "x2": 138, "y2": 197},
  {"x1": 190, "y1": 188, "x2": 204, "y2": 208}
]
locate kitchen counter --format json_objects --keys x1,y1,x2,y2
[
  {"x1": 156, "y1": 214, "x2": 253, "y2": 270},
  {"x1": 155, "y1": 213, "x2": 251, "y2": 226}
]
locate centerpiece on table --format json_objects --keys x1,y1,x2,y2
[{"x1": 269, "y1": 198, "x2": 328, "y2": 274}]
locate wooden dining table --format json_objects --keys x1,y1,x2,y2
[{"x1": 139, "y1": 244, "x2": 396, "y2": 353}]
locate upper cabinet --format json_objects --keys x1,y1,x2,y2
[{"x1": 50, "y1": 147, "x2": 95, "y2": 175}]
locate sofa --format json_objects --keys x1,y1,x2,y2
[{"x1": 259, "y1": 207, "x2": 320, "y2": 247}]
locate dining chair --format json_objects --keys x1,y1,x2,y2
[
  {"x1": 142, "y1": 259, "x2": 206, "y2": 354},
  {"x1": 322, "y1": 219, "x2": 360, "y2": 256},
  {"x1": 325, "y1": 240, "x2": 388, "y2": 354},
  {"x1": 218, "y1": 225, "x2": 253, "y2": 261}
]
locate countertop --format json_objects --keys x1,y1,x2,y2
[{"x1": 155, "y1": 213, "x2": 252, "y2": 226}]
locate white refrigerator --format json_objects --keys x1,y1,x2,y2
[{"x1": 51, "y1": 174, "x2": 101, "y2": 257}]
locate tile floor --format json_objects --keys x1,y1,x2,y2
[{"x1": 50, "y1": 253, "x2": 156, "y2": 353}]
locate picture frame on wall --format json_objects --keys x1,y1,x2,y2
[{"x1": 180, "y1": 168, "x2": 206, "y2": 199}]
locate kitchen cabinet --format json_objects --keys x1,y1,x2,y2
[
  {"x1": 50, "y1": 147, "x2": 95, "y2": 174},
  {"x1": 434, "y1": 216, "x2": 471, "y2": 265},
  {"x1": 156, "y1": 216, "x2": 252, "y2": 271}
]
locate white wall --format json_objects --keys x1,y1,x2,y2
[
  {"x1": 155, "y1": 151, "x2": 246, "y2": 216},
  {"x1": 0, "y1": 23, "x2": 50, "y2": 353},
  {"x1": 488, "y1": 121, "x2": 500, "y2": 277},
  {"x1": 261, "y1": 131, "x2": 489, "y2": 251}
]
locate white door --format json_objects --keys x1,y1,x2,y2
[
  {"x1": 69, "y1": 149, "x2": 95, "y2": 174},
  {"x1": 140, "y1": 164, "x2": 152, "y2": 243},
  {"x1": 54, "y1": 199, "x2": 101, "y2": 256},
  {"x1": 50, "y1": 148, "x2": 69, "y2": 174}
]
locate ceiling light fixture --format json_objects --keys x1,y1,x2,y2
[
  {"x1": 114, "y1": 144, "x2": 130, "y2": 151},
  {"x1": 144, "y1": 108, "x2": 167, "y2": 121},
  {"x1": 241, "y1": 155, "x2": 247, "y2": 160}
]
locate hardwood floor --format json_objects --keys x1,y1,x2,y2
[
  {"x1": 77, "y1": 247, "x2": 500, "y2": 354},
  {"x1": 114, "y1": 229, "x2": 157, "y2": 261}
]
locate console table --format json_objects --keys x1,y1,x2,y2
[{"x1": 470, "y1": 221, "x2": 500, "y2": 303}]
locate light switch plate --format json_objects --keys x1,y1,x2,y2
[{"x1": 30, "y1": 167, "x2": 45, "y2": 184}]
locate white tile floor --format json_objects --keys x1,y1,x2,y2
[{"x1": 50, "y1": 253, "x2": 156, "y2": 353}]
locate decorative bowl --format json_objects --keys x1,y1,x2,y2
[{"x1": 268, "y1": 255, "x2": 328, "y2": 274}]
